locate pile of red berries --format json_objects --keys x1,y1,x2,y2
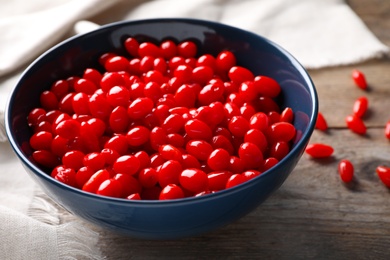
[
  {"x1": 27, "y1": 38, "x2": 298, "y2": 200},
  {"x1": 305, "y1": 69, "x2": 390, "y2": 187}
]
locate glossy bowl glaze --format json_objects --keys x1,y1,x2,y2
[{"x1": 5, "y1": 18, "x2": 318, "y2": 239}]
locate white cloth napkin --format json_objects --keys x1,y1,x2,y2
[{"x1": 0, "y1": 0, "x2": 388, "y2": 259}]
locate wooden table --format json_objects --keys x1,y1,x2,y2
[{"x1": 59, "y1": 1, "x2": 390, "y2": 258}]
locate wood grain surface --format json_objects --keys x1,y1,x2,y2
[{"x1": 59, "y1": 1, "x2": 390, "y2": 259}]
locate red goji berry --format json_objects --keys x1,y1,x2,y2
[
  {"x1": 353, "y1": 96, "x2": 368, "y2": 118},
  {"x1": 345, "y1": 114, "x2": 366, "y2": 135},
  {"x1": 305, "y1": 143, "x2": 334, "y2": 158},
  {"x1": 376, "y1": 166, "x2": 390, "y2": 188},
  {"x1": 338, "y1": 159, "x2": 354, "y2": 183},
  {"x1": 315, "y1": 112, "x2": 328, "y2": 131},
  {"x1": 352, "y1": 69, "x2": 367, "y2": 90}
]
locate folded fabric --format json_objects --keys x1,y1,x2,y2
[
  {"x1": 0, "y1": 204, "x2": 100, "y2": 259},
  {"x1": 0, "y1": 0, "x2": 119, "y2": 76},
  {"x1": 88, "y1": 0, "x2": 389, "y2": 69}
]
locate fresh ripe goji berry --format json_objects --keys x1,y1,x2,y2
[
  {"x1": 53, "y1": 166, "x2": 77, "y2": 187},
  {"x1": 239, "y1": 81, "x2": 258, "y2": 102},
  {"x1": 179, "y1": 168, "x2": 208, "y2": 194},
  {"x1": 208, "y1": 171, "x2": 232, "y2": 191},
  {"x1": 225, "y1": 173, "x2": 245, "y2": 189},
  {"x1": 159, "y1": 184, "x2": 185, "y2": 200},
  {"x1": 124, "y1": 37, "x2": 140, "y2": 57},
  {"x1": 269, "y1": 141, "x2": 290, "y2": 161},
  {"x1": 33, "y1": 150, "x2": 61, "y2": 168},
  {"x1": 338, "y1": 159, "x2": 354, "y2": 183},
  {"x1": 315, "y1": 112, "x2": 328, "y2": 131},
  {"x1": 186, "y1": 140, "x2": 213, "y2": 161},
  {"x1": 149, "y1": 126, "x2": 168, "y2": 151},
  {"x1": 109, "y1": 106, "x2": 130, "y2": 133},
  {"x1": 181, "y1": 154, "x2": 201, "y2": 169},
  {"x1": 88, "y1": 92, "x2": 112, "y2": 120},
  {"x1": 126, "y1": 126, "x2": 150, "y2": 147},
  {"x1": 96, "y1": 178, "x2": 123, "y2": 198},
  {"x1": 28, "y1": 38, "x2": 298, "y2": 200},
  {"x1": 253, "y1": 75, "x2": 281, "y2": 98},
  {"x1": 228, "y1": 66, "x2": 254, "y2": 83},
  {"x1": 238, "y1": 142, "x2": 263, "y2": 169},
  {"x1": 249, "y1": 112, "x2": 269, "y2": 132},
  {"x1": 305, "y1": 143, "x2": 334, "y2": 158},
  {"x1": 161, "y1": 113, "x2": 185, "y2": 134},
  {"x1": 29, "y1": 131, "x2": 53, "y2": 150},
  {"x1": 184, "y1": 119, "x2": 212, "y2": 141},
  {"x1": 177, "y1": 41, "x2": 197, "y2": 58},
  {"x1": 40, "y1": 90, "x2": 59, "y2": 111},
  {"x1": 207, "y1": 148, "x2": 230, "y2": 171},
  {"x1": 138, "y1": 42, "x2": 161, "y2": 57},
  {"x1": 215, "y1": 50, "x2": 236, "y2": 72},
  {"x1": 228, "y1": 116, "x2": 250, "y2": 138},
  {"x1": 83, "y1": 152, "x2": 105, "y2": 172},
  {"x1": 157, "y1": 160, "x2": 182, "y2": 188},
  {"x1": 72, "y1": 92, "x2": 90, "y2": 115},
  {"x1": 62, "y1": 150, "x2": 85, "y2": 171},
  {"x1": 113, "y1": 155, "x2": 140, "y2": 175},
  {"x1": 280, "y1": 107, "x2": 294, "y2": 123},
  {"x1": 268, "y1": 122, "x2": 296, "y2": 143},
  {"x1": 83, "y1": 68, "x2": 102, "y2": 86},
  {"x1": 228, "y1": 156, "x2": 245, "y2": 173},
  {"x1": 100, "y1": 72, "x2": 127, "y2": 92},
  {"x1": 106, "y1": 86, "x2": 130, "y2": 107},
  {"x1": 242, "y1": 170, "x2": 261, "y2": 181},
  {"x1": 76, "y1": 166, "x2": 95, "y2": 188},
  {"x1": 50, "y1": 80, "x2": 69, "y2": 99},
  {"x1": 211, "y1": 135, "x2": 234, "y2": 155},
  {"x1": 104, "y1": 135, "x2": 129, "y2": 155},
  {"x1": 352, "y1": 69, "x2": 367, "y2": 90},
  {"x1": 353, "y1": 96, "x2": 368, "y2": 118},
  {"x1": 345, "y1": 114, "x2": 366, "y2": 135},
  {"x1": 127, "y1": 193, "x2": 141, "y2": 200},
  {"x1": 114, "y1": 173, "x2": 142, "y2": 197},
  {"x1": 74, "y1": 78, "x2": 97, "y2": 95},
  {"x1": 138, "y1": 167, "x2": 158, "y2": 188},
  {"x1": 127, "y1": 97, "x2": 154, "y2": 120},
  {"x1": 240, "y1": 103, "x2": 256, "y2": 121},
  {"x1": 262, "y1": 157, "x2": 279, "y2": 172},
  {"x1": 160, "y1": 40, "x2": 177, "y2": 59},
  {"x1": 158, "y1": 144, "x2": 183, "y2": 162},
  {"x1": 385, "y1": 120, "x2": 390, "y2": 140},
  {"x1": 376, "y1": 166, "x2": 390, "y2": 188},
  {"x1": 244, "y1": 129, "x2": 267, "y2": 153},
  {"x1": 82, "y1": 169, "x2": 110, "y2": 193},
  {"x1": 197, "y1": 80, "x2": 224, "y2": 105}
]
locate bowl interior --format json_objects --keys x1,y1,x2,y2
[
  {"x1": 8, "y1": 18, "x2": 316, "y2": 159},
  {"x1": 5, "y1": 18, "x2": 317, "y2": 239}
]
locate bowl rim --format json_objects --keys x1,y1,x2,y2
[{"x1": 5, "y1": 17, "x2": 318, "y2": 205}]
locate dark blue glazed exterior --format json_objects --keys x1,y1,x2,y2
[{"x1": 5, "y1": 18, "x2": 318, "y2": 239}]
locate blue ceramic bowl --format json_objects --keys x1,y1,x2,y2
[{"x1": 5, "y1": 18, "x2": 318, "y2": 239}]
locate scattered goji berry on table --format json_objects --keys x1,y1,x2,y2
[
  {"x1": 352, "y1": 96, "x2": 368, "y2": 118},
  {"x1": 338, "y1": 159, "x2": 354, "y2": 183},
  {"x1": 352, "y1": 69, "x2": 367, "y2": 90},
  {"x1": 376, "y1": 166, "x2": 390, "y2": 188},
  {"x1": 385, "y1": 121, "x2": 390, "y2": 140},
  {"x1": 345, "y1": 114, "x2": 366, "y2": 135},
  {"x1": 315, "y1": 112, "x2": 328, "y2": 131},
  {"x1": 305, "y1": 143, "x2": 334, "y2": 158}
]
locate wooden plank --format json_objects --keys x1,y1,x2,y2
[{"x1": 86, "y1": 128, "x2": 390, "y2": 259}]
